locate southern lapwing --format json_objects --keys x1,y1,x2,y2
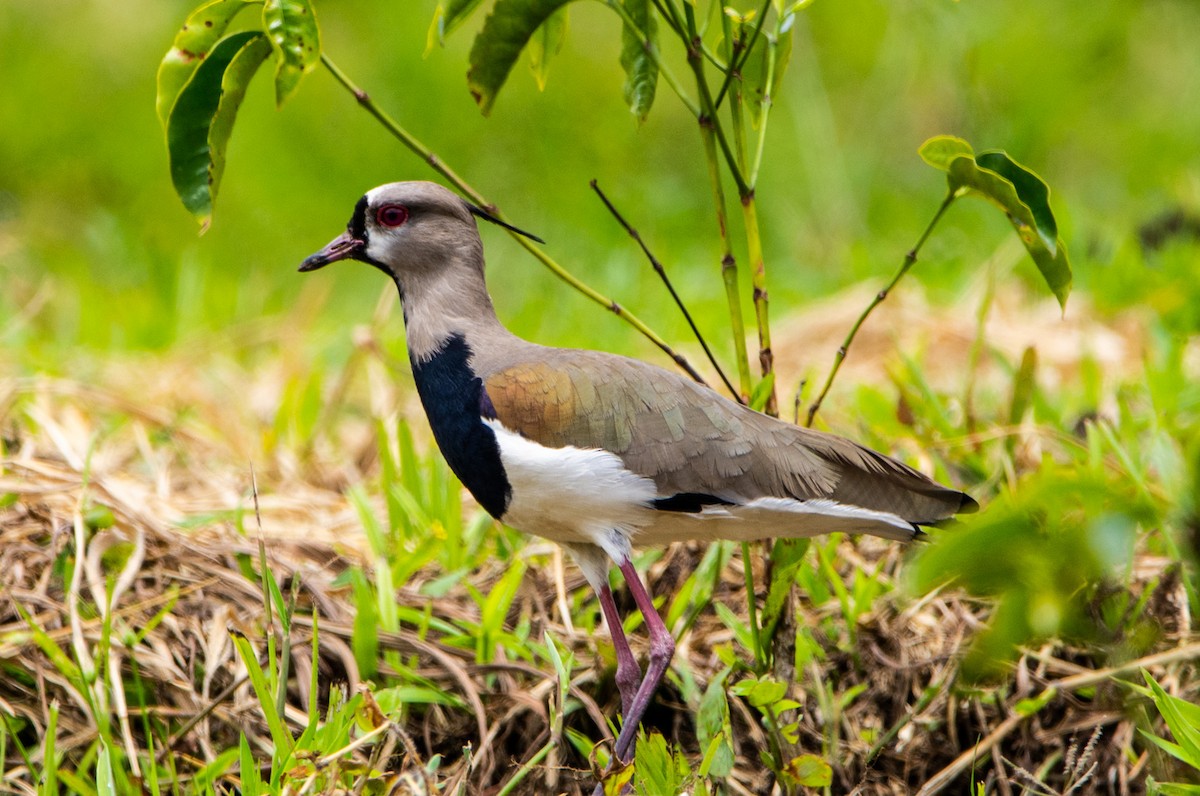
[{"x1": 301, "y1": 181, "x2": 976, "y2": 774}]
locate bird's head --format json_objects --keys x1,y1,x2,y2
[{"x1": 299, "y1": 181, "x2": 541, "y2": 281}]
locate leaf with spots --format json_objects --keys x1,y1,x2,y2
[
  {"x1": 467, "y1": 0, "x2": 577, "y2": 115},
  {"x1": 167, "y1": 31, "x2": 272, "y2": 229},
  {"x1": 619, "y1": 0, "x2": 657, "y2": 123},
  {"x1": 263, "y1": 0, "x2": 321, "y2": 106},
  {"x1": 920, "y1": 135, "x2": 1072, "y2": 310},
  {"x1": 156, "y1": 0, "x2": 257, "y2": 130}
]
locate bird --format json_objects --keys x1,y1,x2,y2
[{"x1": 300, "y1": 180, "x2": 977, "y2": 780}]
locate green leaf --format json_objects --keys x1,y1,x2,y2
[
  {"x1": 429, "y1": 0, "x2": 489, "y2": 48},
  {"x1": 633, "y1": 732, "x2": 686, "y2": 796},
  {"x1": 619, "y1": 0, "x2": 658, "y2": 123},
  {"x1": 741, "y1": 13, "x2": 794, "y2": 126},
  {"x1": 1144, "y1": 670, "x2": 1200, "y2": 763},
  {"x1": 232, "y1": 633, "x2": 296, "y2": 757},
  {"x1": 263, "y1": 0, "x2": 321, "y2": 106},
  {"x1": 785, "y1": 753, "x2": 832, "y2": 787},
  {"x1": 239, "y1": 734, "x2": 262, "y2": 796},
  {"x1": 96, "y1": 739, "x2": 116, "y2": 796},
  {"x1": 761, "y1": 537, "x2": 808, "y2": 633},
  {"x1": 1009, "y1": 346, "x2": 1037, "y2": 425},
  {"x1": 749, "y1": 371, "x2": 776, "y2": 412},
  {"x1": 467, "y1": 0, "x2": 577, "y2": 115},
  {"x1": 167, "y1": 31, "x2": 272, "y2": 228},
  {"x1": 527, "y1": 7, "x2": 568, "y2": 91},
  {"x1": 976, "y1": 151, "x2": 1058, "y2": 254},
  {"x1": 156, "y1": 0, "x2": 256, "y2": 129},
  {"x1": 918, "y1": 135, "x2": 974, "y2": 171},
  {"x1": 919, "y1": 135, "x2": 1072, "y2": 310},
  {"x1": 696, "y1": 668, "x2": 734, "y2": 777}
]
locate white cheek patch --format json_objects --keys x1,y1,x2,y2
[{"x1": 484, "y1": 418, "x2": 655, "y2": 561}]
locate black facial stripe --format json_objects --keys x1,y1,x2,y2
[{"x1": 348, "y1": 195, "x2": 369, "y2": 242}]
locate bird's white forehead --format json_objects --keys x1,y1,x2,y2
[{"x1": 365, "y1": 185, "x2": 389, "y2": 205}]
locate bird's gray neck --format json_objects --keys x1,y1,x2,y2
[{"x1": 396, "y1": 268, "x2": 512, "y2": 364}]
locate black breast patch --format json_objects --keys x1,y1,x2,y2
[{"x1": 410, "y1": 335, "x2": 511, "y2": 519}]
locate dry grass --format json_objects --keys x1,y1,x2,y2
[{"x1": 2, "y1": 286, "x2": 1197, "y2": 795}]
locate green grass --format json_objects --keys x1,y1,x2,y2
[{"x1": 3, "y1": 0, "x2": 1200, "y2": 793}]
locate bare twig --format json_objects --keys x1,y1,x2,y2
[
  {"x1": 319, "y1": 54, "x2": 709, "y2": 387},
  {"x1": 590, "y1": 180, "x2": 741, "y2": 402},
  {"x1": 807, "y1": 190, "x2": 956, "y2": 426}
]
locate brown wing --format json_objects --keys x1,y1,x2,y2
[{"x1": 482, "y1": 348, "x2": 972, "y2": 523}]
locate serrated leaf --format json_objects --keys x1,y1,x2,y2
[
  {"x1": 167, "y1": 30, "x2": 271, "y2": 228},
  {"x1": 619, "y1": 0, "x2": 658, "y2": 123},
  {"x1": 263, "y1": 0, "x2": 320, "y2": 106},
  {"x1": 527, "y1": 7, "x2": 568, "y2": 91},
  {"x1": 467, "y1": 0, "x2": 577, "y2": 115},
  {"x1": 156, "y1": 0, "x2": 255, "y2": 129}
]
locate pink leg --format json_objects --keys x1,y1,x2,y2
[
  {"x1": 598, "y1": 583, "x2": 643, "y2": 717},
  {"x1": 611, "y1": 557, "x2": 675, "y2": 764}
]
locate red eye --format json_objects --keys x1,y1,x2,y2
[{"x1": 376, "y1": 204, "x2": 409, "y2": 228}]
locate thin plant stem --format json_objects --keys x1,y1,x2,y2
[
  {"x1": 724, "y1": 25, "x2": 777, "y2": 415},
  {"x1": 680, "y1": 10, "x2": 752, "y2": 400},
  {"x1": 713, "y1": 0, "x2": 774, "y2": 109},
  {"x1": 319, "y1": 54, "x2": 709, "y2": 387},
  {"x1": 683, "y1": 6, "x2": 750, "y2": 196},
  {"x1": 590, "y1": 180, "x2": 743, "y2": 402},
  {"x1": 806, "y1": 190, "x2": 957, "y2": 427},
  {"x1": 699, "y1": 122, "x2": 752, "y2": 400},
  {"x1": 740, "y1": 540, "x2": 765, "y2": 672},
  {"x1": 742, "y1": 196, "x2": 776, "y2": 414},
  {"x1": 748, "y1": 19, "x2": 780, "y2": 188}
]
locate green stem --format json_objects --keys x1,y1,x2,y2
[
  {"x1": 699, "y1": 116, "x2": 752, "y2": 400},
  {"x1": 742, "y1": 196, "x2": 776, "y2": 415},
  {"x1": 320, "y1": 54, "x2": 709, "y2": 387},
  {"x1": 740, "y1": 541, "x2": 765, "y2": 672},
  {"x1": 724, "y1": 23, "x2": 777, "y2": 416},
  {"x1": 748, "y1": 20, "x2": 779, "y2": 188},
  {"x1": 496, "y1": 739, "x2": 555, "y2": 796},
  {"x1": 713, "y1": 0, "x2": 774, "y2": 109},
  {"x1": 806, "y1": 190, "x2": 957, "y2": 427},
  {"x1": 683, "y1": 6, "x2": 750, "y2": 197}
]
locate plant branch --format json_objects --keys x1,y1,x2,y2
[
  {"x1": 320, "y1": 54, "x2": 709, "y2": 387},
  {"x1": 683, "y1": 6, "x2": 750, "y2": 197},
  {"x1": 698, "y1": 116, "x2": 752, "y2": 400},
  {"x1": 713, "y1": 0, "x2": 774, "y2": 110},
  {"x1": 805, "y1": 190, "x2": 957, "y2": 427},
  {"x1": 590, "y1": 180, "x2": 742, "y2": 403},
  {"x1": 723, "y1": 25, "x2": 777, "y2": 415}
]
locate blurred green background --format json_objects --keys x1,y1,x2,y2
[{"x1": 2, "y1": 0, "x2": 1198, "y2": 368}]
